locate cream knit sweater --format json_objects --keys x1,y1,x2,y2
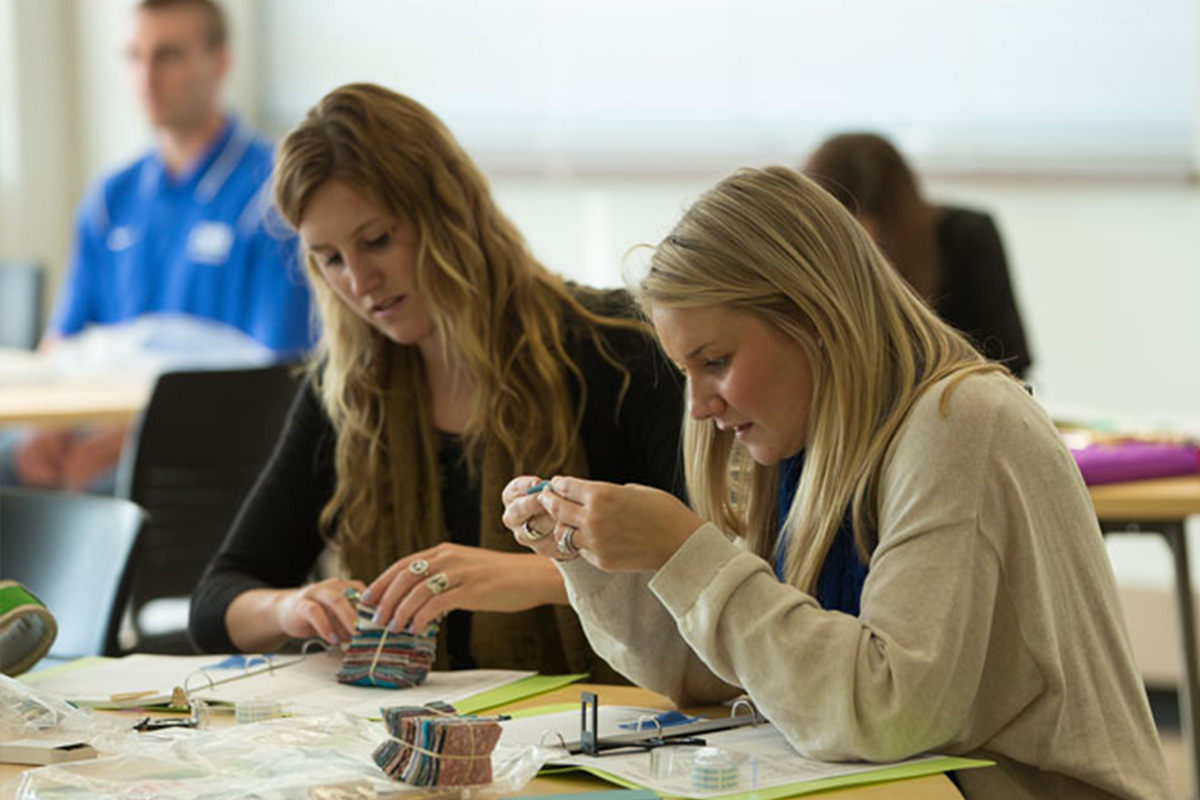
[{"x1": 560, "y1": 373, "x2": 1172, "y2": 800}]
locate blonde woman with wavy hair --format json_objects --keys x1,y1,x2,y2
[
  {"x1": 190, "y1": 84, "x2": 684, "y2": 678},
  {"x1": 504, "y1": 168, "x2": 1170, "y2": 798}
]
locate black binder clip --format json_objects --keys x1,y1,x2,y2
[
  {"x1": 574, "y1": 691, "x2": 766, "y2": 757},
  {"x1": 132, "y1": 698, "x2": 209, "y2": 732}
]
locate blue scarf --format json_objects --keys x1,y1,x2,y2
[{"x1": 774, "y1": 452, "x2": 869, "y2": 615}]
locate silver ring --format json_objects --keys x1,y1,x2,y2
[
  {"x1": 557, "y1": 526, "x2": 579, "y2": 558},
  {"x1": 521, "y1": 520, "x2": 548, "y2": 542},
  {"x1": 425, "y1": 572, "x2": 450, "y2": 595},
  {"x1": 409, "y1": 559, "x2": 429, "y2": 576}
]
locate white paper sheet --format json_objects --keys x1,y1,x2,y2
[
  {"x1": 27, "y1": 652, "x2": 533, "y2": 718},
  {"x1": 500, "y1": 707, "x2": 943, "y2": 799}
]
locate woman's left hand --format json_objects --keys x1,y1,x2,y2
[
  {"x1": 363, "y1": 543, "x2": 566, "y2": 634},
  {"x1": 534, "y1": 477, "x2": 705, "y2": 572}
]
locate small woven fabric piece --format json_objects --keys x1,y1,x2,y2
[
  {"x1": 336, "y1": 595, "x2": 438, "y2": 688},
  {"x1": 372, "y1": 711, "x2": 501, "y2": 786}
]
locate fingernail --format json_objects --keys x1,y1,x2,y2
[
  {"x1": 327, "y1": 633, "x2": 340, "y2": 645},
  {"x1": 371, "y1": 611, "x2": 382, "y2": 625},
  {"x1": 387, "y1": 620, "x2": 399, "y2": 633},
  {"x1": 361, "y1": 589, "x2": 372, "y2": 604}
]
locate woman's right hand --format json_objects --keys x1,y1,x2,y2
[
  {"x1": 501, "y1": 475, "x2": 565, "y2": 560},
  {"x1": 274, "y1": 577, "x2": 366, "y2": 646}
]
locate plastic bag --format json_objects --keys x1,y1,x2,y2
[
  {"x1": 0, "y1": 675, "x2": 118, "y2": 741},
  {"x1": 13, "y1": 711, "x2": 555, "y2": 800}
]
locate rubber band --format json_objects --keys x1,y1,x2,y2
[
  {"x1": 335, "y1": 595, "x2": 437, "y2": 688},
  {"x1": 367, "y1": 626, "x2": 390, "y2": 687}
]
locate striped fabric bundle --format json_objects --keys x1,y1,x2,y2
[
  {"x1": 335, "y1": 595, "x2": 438, "y2": 688},
  {"x1": 382, "y1": 701, "x2": 458, "y2": 734},
  {"x1": 372, "y1": 707, "x2": 501, "y2": 786}
]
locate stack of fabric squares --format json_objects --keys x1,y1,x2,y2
[
  {"x1": 335, "y1": 593, "x2": 438, "y2": 688},
  {"x1": 373, "y1": 702, "x2": 502, "y2": 786}
]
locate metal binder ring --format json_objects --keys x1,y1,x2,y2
[
  {"x1": 538, "y1": 730, "x2": 569, "y2": 750},
  {"x1": 730, "y1": 697, "x2": 761, "y2": 725},
  {"x1": 425, "y1": 572, "x2": 450, "y2": 595},
  {"x1": 634, "y1": 714, "x2": 664, "y2": 737}
]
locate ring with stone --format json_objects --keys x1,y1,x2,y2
[
  {"x1": 557, "y1": 526, "x2": 579, "y2": 559},
  {"x1": 409, "y1": 559, "x2": 429, "y2": 576},
  {"x1": 425, "y1": 572, "x2": 450, "y2": 595},
  {"x1": 520, "y1": 520, "x2": 548, "y2": 542}
]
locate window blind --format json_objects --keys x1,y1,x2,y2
[{"x1": 258, "y1": 0, "x2": 1198, "y2": 177}]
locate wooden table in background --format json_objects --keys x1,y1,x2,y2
[
  {"x1": 0, "y1": 379, "x2": 149, "y2": 426},
  {"x1": 0, "y1": 682, "x2": 965, "y2": 798},
  {"x1": 1090, "y1": 474, "x2": 1200, "y2": 796}
]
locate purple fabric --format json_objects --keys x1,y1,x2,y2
[{"x1": 1071, "y1": 442, "x2": 1199, "y2": 485}]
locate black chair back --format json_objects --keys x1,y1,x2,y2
[
  {"x1": 116, "y1": 363, "x2": 301, "y2": 653},
  {"x1": 0, "y1": 487, "x2": 146, "y2": 658}
]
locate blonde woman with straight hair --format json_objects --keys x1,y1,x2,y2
[
  {"x1": 503, "y1": 167, "x2": 1170, "y2": 799},
  {"x1": 189, "y1": 84, "x2": 684, "y2": 678}
]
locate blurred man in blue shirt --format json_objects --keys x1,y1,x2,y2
[{"x1": 4, "y1": 0, "x2": 314, "y2": 492}]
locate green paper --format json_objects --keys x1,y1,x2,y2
[
  {"x1": 456, "y1": 673, "x2": 586, "y2": 714},
  {"x1": 511, "y1": 790, "x2": 660, "y2": 800},
  {"x1": 485, "y1": 698, "x2": 991, "y2": 797},
  {"x1": 574, "y1": 755, "x2": 992, "y2": 799},
  {"x1": 506, "y1": 701, "x2": 579, "y2": 720}
]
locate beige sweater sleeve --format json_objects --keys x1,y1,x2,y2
[{"x1": 558, "y1": 549, "x2": 743, "y2": 707}]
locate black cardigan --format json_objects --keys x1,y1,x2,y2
[{"x1": 936, "y1": 206, "x2": 1033, "y2": 378}]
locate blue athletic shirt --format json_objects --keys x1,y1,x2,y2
[{"x1": 49, "y1": 117, "x2": 315, "y2": 357}]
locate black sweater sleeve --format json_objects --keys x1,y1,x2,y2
[{"x1": 188, "y1": 380, "x2": 337, "y2": 653}]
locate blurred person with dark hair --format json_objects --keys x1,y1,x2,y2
[{"x1": 804, "y1": 132, "x2": 1032, "y2": 379}]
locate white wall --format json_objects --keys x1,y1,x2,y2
[
  {"x1": 0, "y1": 0, "x2": 80, "y2": 299},
  {"x1": 492, "y1": 173, "x2": 1200, "y2": 422}
]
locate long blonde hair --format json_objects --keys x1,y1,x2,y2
[
  {"x1": 639, "y1": 166, "x2": 1008, "y2": 593},
  {"x1": 273, "y1": 83, "x2": 637, "y2": 559}
]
